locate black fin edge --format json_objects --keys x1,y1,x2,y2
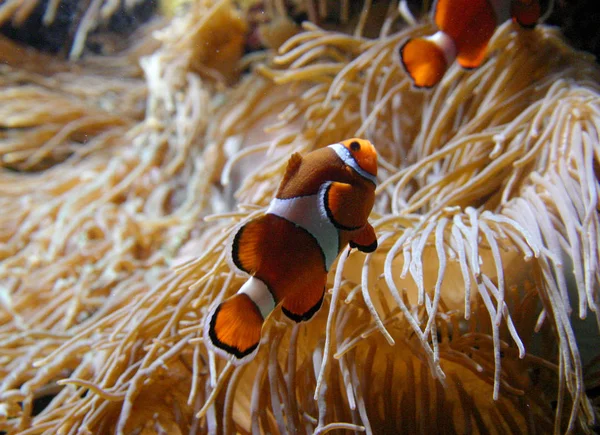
[
  {"x1": 349, "y1": 238, "x2": 378, "y2": 253},
  {"x1": 282, "y1": 288, "x2": 325, "y2": 323}
]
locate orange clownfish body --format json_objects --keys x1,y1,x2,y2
[
  {"x1": 204, "y1": 138, "x2": 378, "y2": 364},
  {"x1": 400, "y1": 0, "x2": 541, "y2": 88}
]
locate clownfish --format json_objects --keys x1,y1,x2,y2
[
  {"x1": 399, "y1": 0, "x2": 541, "y2": 88},
  {"x1": 204, "y1": 138, "x2": 378, "y2": 364}
]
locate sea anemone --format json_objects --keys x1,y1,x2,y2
[
  {"x1": 0, "y1": 0, "x2": 155, "y2": 59},
  {"x1": 0, "y1": 0, "x2": 599, "y2": 433}
]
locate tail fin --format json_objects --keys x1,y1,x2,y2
[
  {"x1": 204, "y1": 293, "x2": 264, "y2": 364},
  {"x1": 400, "y1": 32, "x2": 455, "y2": 88}
]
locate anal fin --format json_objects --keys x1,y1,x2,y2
[
  {"x1": 281, "y1": 276, "x2": 326, "y2": 323},
  {"x1": 454, "y1": 5, "x2": 496, "y2": 69}
]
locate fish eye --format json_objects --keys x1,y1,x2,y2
[{"x1": 350, "y1": 141, "x2": 361, "y2": 152}]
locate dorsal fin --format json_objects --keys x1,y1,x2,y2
[{"x1": 279, "y1": 152, "x2": 303, "y2": 189}]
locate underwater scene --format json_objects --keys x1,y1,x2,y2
[{"x1": 1, "y1": 0, "x2": 599, "y2": 433}]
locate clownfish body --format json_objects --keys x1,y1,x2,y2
[
  {"x1": 204, "y1": 138, "x2": 378, "y2": 364},
  {"x1": 400, "y1": 0, "x2": 541, "y2": 88}
]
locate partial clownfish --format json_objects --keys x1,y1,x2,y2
[
  {"x1": 204, "y1": 138, "x2": 378, "y2": 364},
  {"x1": 400, "y1": 0, "x2": 542, "y2": 88}
]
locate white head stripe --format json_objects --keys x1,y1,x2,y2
[
  {"x1": 328, "y1": 143, "x2": 377, "y2": 185},
  {"x1": 237, "y1": 276, "x2": 275, "y2": 318}
]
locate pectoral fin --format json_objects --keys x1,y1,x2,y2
[
  {"x1": 323, "y1": 182, "x2": 373, "y2": 231},
  {"x1": 349, "y1": 223, "x2": 378, "y2": 253}
]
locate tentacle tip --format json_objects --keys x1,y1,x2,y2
[
  {"x1": 492, "y1": 134, "x2": 505, "y2": 144},
  {"x1": 489, "y1": 145, "x2": 503, "y2": 159}
]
